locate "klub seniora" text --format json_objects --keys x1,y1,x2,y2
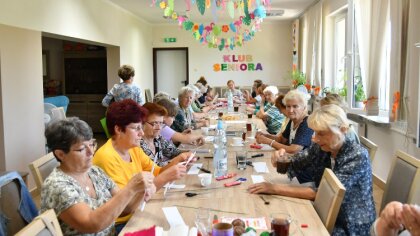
[{"x1": 213, "y1": 55, "x2": 263, "y2": 72}]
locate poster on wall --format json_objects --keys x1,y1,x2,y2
[
  {"x1": 292, "y1": 19, "x2": 299, "y2": 71},
  {"x1": 213, "y1": 54, "x2": 263, "y2": 72}
]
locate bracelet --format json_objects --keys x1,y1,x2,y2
[{"x1": 269, "y1": 140, "x2": 275, "y2": 147}]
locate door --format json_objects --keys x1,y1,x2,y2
[{"x1": 153, "y1": 48, "x2": 189, "y2": 99}]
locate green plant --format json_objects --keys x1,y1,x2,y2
[
  {"x1": 289, "y1": 69, "x2": 307, "y2": 88},
  {"x1": 354, "y1": 83, "x2": 366, "y2": 102}
]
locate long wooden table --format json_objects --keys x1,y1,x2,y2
[{"x1": 120, "y1": 112, "x2": 329, "y2": 235}]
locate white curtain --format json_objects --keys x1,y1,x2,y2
[
  {"x1": 354, "y1": 0, "x2": 389, "y2": 100},
  {"x1": 300, "y1": 1, "x2": 323, "y2": 86},
  {"x1": 389, "y1": 0, "x2": 410, "y2": 120}
]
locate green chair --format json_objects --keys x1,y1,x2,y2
[{"x1": 100, "y1": 117, "x2": 111, "y2": 138}]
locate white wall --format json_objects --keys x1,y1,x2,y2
[
  {"x1": 0, "y1": 0, "x2": 154, "y2": 188},
  {"x1": 152, "y1": 22, "x2": 293, "y2": 87},
  {"x1": 0, "y1": 25, "x2": 45, "y2": 172}
]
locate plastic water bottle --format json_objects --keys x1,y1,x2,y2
[
  {"x1": 213, "y1": 119, "x2": 227, "y2": 177},
  {"x1": 227, "y1": 90, "x2": 234, "y2": 112}
]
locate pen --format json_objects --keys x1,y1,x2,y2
[
  {"x1": 251, "y1": 153, "x2": 264, "y2": 158},
  {"x1": 246, "y1": 161, "x2": 254, "y2": 167},
  {"x1": 198, "y1": 167, "x2": 211, "y2": 173}
]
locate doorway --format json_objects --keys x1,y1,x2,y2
[{"x1": 153, "y1": 48, "x2": 189, "y2": 99}]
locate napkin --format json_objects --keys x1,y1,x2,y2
[
  {"x1": 187, "y1": 163, "x2": 203, "y2": 175},
  {"x1": 253, "y1": 162, "x2": 269, "y2": 173},
  {"x1": 251, "y1": 175, "x2": 265, "y2": 184}
]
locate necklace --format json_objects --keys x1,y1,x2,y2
[{"x1": 79, "y1": 174, "x2": 91, "y2": 192}]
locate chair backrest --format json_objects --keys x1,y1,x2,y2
[
  {"x1": 313, "y1": 168, "x2": 346, "y2": 233},
  {"x1": 359, "y1": 136, "x2": 378, "y2": 162},
  {"x1": 29, "y1": 152, "x2": 59, "y2": 192},
  {"x1": 43, "y1": 95, "x2": 70, "y2": 113},
  {"x1": 100, "y1": 117, "x2": 111, "y2": 138},
  {"x1": 145, "y1": 89, "x2": 153, "y2": 103},
  {"x1": 381, "y1": 150, "x2": 420, "y2": 210},
  {"x1": 0, "y1": 172, "x2": 38, "y2": 235},
  {"x1": 15, "y1": 209, "x2": 63, "y2": 236},
  {"x1": 50, "y1": 107, "x2": 66, "y2": 122}
]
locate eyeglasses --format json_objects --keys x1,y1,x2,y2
[
  {"x1": 71, "y1": 139, "x2": 97, "y2": 154},
  {"x1": 127, "y1": 125, "x2": 144, "y2": 132},
  {"x1": 144, "y1": 121, "x2": 166, "y2": 128}
]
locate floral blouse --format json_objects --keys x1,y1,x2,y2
[
  {"x1": 287, "y1": 138, "x2": 376, "y2": 235},
  {"x1": 140, "y1": 135, "x2": 182, "y2": 167},
  {"x1": 171, "y1": 106, "x2": 195, "y2": 132},
  {"x1": 41, "y1": 166, "x2": 117, "y2": 236},
  {"x1": 102, "y1": 82, "x2": 143, "y2": 107}
]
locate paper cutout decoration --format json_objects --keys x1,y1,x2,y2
[{"x1": 152, "y1": 0, "x2": 270, "y2": 51}]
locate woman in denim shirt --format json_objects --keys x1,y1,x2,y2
[{"x1": 248, "y1": 105, "x2": 375, "y2": 235}]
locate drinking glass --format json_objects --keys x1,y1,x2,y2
[
  {"x1": 271, "y1": 213, "x2": 292, "y2": 236},
  {"x1": 236, "y1": 151, "x2": 247, "y2": 170},
  {"x1": 195, "y1": 207, "x2": 211, "y2": 236}
]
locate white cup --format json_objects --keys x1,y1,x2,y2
[
  {"x1": 232, "y1": 137, "x2": 242, "y2": 146},
  {"x1": 201, "y1": 127, "x2": 209, "y2": 136},
  {"x1": 198, "y1": 173, "x2": 212, "y2": 187}
]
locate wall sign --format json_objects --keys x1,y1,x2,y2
[{"x1": 213, "y1": 54, "x2": 263, "y2": 72}]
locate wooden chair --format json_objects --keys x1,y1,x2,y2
[
  {"x1": 15, "y1": 209, "x2": 63, "y2": 236},
  {"x1": 145, "y1": 89, "x2": 153, "y2": 103},
  {"x1": 381, "y1": 150, "x2": 420, "y2": 211},
  {"x1": 313, "y1": 168, "x2": 346, "y2": 233},
  {"x1": 359, "y1": 136, "x2": 378, "y2": 162},
  {"x1": 29, "y1": 152, "x2": 59, "y2": 193}
]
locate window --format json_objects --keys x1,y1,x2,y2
[{"x1": 334, "y1": 14, "x2": 347, "y2": 97}]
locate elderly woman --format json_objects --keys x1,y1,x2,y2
[
  {"x1": 256, "y1": 89, "x2": 313, "y2": 154},
  {"x1": 274, "y1": 94, "x2": 289, "y2": 134},
  {"x1": 156, "y1": 98, "x2": 204, "y2": 145},
  {"x1": 140, "y1": 102, "x2": 185, "y2": 167},
  {"x1": 41, "y1": 117, "x2": 155, "y2": 235},
  {"x1": 93, "y1": 99, "x2": 193, "y2": 231},
  {"x1": 171, "y1": 86, "x2": 208, "y2": 132},
  {"x1": 224, "y1": 80, "x2": 243, "y2": 98},
  {"x1": 255, "y1": 86, "x2": 284, "y2": 135},
  {"x1": 248, "y1": 105, "x2": 376, "y2": 235},
  {"x1": 102, "y1": 65, "x2": 143, "y2": 107}
]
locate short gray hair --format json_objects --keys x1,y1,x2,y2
[
  {"x1": 45, "y1": 117, "x2": 93, "y2": 157},
  {"x1": 153, "y1": 91, "x2": 171, "y2": 103},
  {"x1": 283, "y1": 89, "x2": 308, "y2": 107},
  {"x1": 263, "y1": 86, "x2": 279, "y2": 96},
  {"x1": 178, "y1": 86, "x2": 195, "y2": 100},
  {"x1": 308, "y1": 104, "x2": 350, "y2": 135}
]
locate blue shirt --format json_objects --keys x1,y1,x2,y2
[
  {"x1": 282, "y1": 116, "x2": 313, "y2": 149},
  {"x1": 102, "y1": 82, "x2": 143, "y2": 107},
  {"x1": 287, "y1": 138, "x2": 376, "y2": 235}
]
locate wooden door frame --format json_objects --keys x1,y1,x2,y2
[{"x1": 153, "y1": 47, "x2": 189, "y2": 94}]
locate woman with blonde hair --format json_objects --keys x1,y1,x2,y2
[{"x1": 249, "y1": 104, "x2": 375, "y2": 235}]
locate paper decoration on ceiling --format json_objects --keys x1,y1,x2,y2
[{"x1": 152, "y1": 0, "x2": 271, "y2": 51}]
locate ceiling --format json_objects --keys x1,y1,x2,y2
[{"x1": 109, "y1": 0, "x2": 318, "y2": 24}]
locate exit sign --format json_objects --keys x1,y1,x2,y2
[{"x1": 164, "y1": 37, "x2": 176, "y2": 43}]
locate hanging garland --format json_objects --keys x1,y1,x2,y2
[{"x1": 152, "y1": 0, "x2": 270, "y2": 51}]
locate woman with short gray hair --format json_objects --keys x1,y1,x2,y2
[
  {"x1": 249, "y1": 104, "x2": 375, "y2": 235},
  {"x1": 256, "y1": 89, "x2": 313, "y2": 157},
  {"x1": 172, "y1": 86, "x2": 208, "y2": 132},
  {"x1": 41, "y1": 117, "x2": 155, "y2": 235}
]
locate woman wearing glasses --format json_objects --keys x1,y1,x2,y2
[
  {"x1": 140, "y1": 102, "x2": 188, "y2": 167},
  {"x1": 41, "y1": 117, "x2": 156, "y2": 235},
  {"x1": 93, "y1": 99, "x2": 193, "y2": 232}
]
